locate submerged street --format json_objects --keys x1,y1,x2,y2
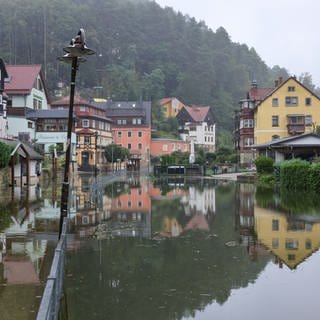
[{"x1": 1, "y1": 172, "x2": 320, "y2": 319}]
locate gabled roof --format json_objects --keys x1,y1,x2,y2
[
  {"x1": 256, "y1": 76, "x2": 320, "y2": 108},
  {"x1": 254, "y1": 133, "x2": 320, "y2": 149},
  {"x1": 5, "y1": 64, "x2": 41, "y2": 94},
  {"x1": 247, "y1": 87, "x2": 274, "y2": 101},
  {"x1": 51, "y1": 95, "x2": 89, "y2": 106},
  {"x1": 185, "y1": 105, "x2": 211, "y2": 122},
  {"x1": 0, "y1": 138, "x2": 43, "y2": 160}
]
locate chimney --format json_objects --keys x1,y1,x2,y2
[
  {"x1": 279, "y1": 77, "x2": 283, "y2": 84},
  {"x1": 274, "y1": 79, "x2": 279, "y2": 87},
  {"x1": 251, "y1": 79, "x2": 258, "y2": 89}
]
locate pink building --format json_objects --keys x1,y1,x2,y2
[{"x1": 150, "y1": 138, "x2": 190, "y2": 156}]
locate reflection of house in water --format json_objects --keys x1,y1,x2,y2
[
  {"x1": 151, "y1": 182, "x2": 216, "y2": 237},
  {"x1": 109, "y1": 177, "x2": 151, "y2": 238},
  {"x1": 255, "y1": 207, "x2": 320, "y2": 269},
  {"x1": 235, "y1": 183, "x2": 256, "y2": 247},
  {"x1": 70, "y1": 175, "x2": 111, "y2": 238},
  {"x1": 182, "y1": 186, "x2": 215, "y2": 216}
]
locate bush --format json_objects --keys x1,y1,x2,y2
[
  {"x1": 309, "y1": 162, "x2": 320, "y2": 192},
  {"x1": 254, "y1": 156, "x2": 274, "y2": 174},
  {"x1": 0, "y1": 142, "x2": 12, "y2": 168},
  {"x1": 280, "y1": 159, "x2": 310, "y2": 190}
]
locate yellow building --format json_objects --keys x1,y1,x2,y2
[
  {"x1": 254, "y1": 77, "x2": 320, "y2": 145},
  {"x1": 254, "y1": 207, "x2": 320, "y2": 269},
  {"x1": 159, "y1": 97, "x2": 185, "y2": 118}
]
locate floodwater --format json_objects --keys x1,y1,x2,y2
[
  {"x1": 0, "y1": 181, "x2": 60, "y2": 320},
  {"x1": 62, "y1": 174, "x2": 320, "y2": 320}
]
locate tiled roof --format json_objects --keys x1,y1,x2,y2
[
  {"x1": 185, "y1": 105, "x2": 210, "y2": 122},
  {"x1": 159, "y1": 97, "x2": 173, "y2": 105},
  {"x1": 26, "y1": 109, "x2": 73, "y2": 119},
  {"x1": 51, "y1": 95, "x2": 89, "y2": 106},
  {"x1": 248, "y1": 87, "x2": 273, "y2": 101},
  {"x1": 5, "y1": 65, "x2": 42, "y2": 94}
]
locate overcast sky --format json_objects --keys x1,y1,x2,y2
[{"x1": 155, "y1": 0, "x2": 320, "y2": 87}]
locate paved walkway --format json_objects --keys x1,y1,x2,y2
[{"x1": 210, "y1": 172, "x2": 255, "y2": 181}]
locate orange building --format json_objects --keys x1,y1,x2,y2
[
  {"x1": 150, "y1": 138, "x2": 190, "y2": 156},
  {"x1": 159, "y1": 97, "x2": 185, "y2": 118},
  {"x1": 104, "y1": 101, "x2": 152, "y2": 162}
]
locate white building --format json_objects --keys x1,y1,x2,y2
[{"x1": 4, "y1": 64, "x2": 50, "y2": 142}]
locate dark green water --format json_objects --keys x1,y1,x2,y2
[{"x1": 63, "y1": 176, "x2": 320, "y2": 320}]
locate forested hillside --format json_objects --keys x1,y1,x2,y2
[{"x1": 0, "y1": 0, "x2": 298, "y2": 140}]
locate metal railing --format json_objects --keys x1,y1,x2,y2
[{"x1": 36, "y1": 217, "x2": 68, "y2": 320}]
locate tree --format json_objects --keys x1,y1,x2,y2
[
  {"x1": 0, "y1": 142, "x2": 12, "y2": 168},
  {"x1": 104, "y1": 144, "x2": 130, "y2": 163}
]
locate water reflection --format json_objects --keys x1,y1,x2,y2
[
  {"x1": 0, "y1": 182, "x2": 58, "y2": 320},
  {"x1": 64, "y1": 175, "x2": 320, "y2": 320}
]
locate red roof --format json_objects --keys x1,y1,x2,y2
[
  {"x1": 5, "y1": 64, "x2": 42, "y2": 94},
  {"x1": 185, "y1": 105, "x2": 210, "y2": 122},
  {"x1": 159, "y1": 97, "x2": 174, "y2": 105},
  {"x1": 51, "y1": 95, "x2": 89, "y2": 106},
  {"x1": 248, "y1": 87, "x2": 273, "y2": 101}
]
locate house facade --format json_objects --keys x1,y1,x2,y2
[
  {"x1": 159, "y1": 97, "x2": 185, "y2": 118},
  {"x1": 150, "y1": 138, "x2": 190, "y2": 156},
  {"x1": 26, "y1": 109, "x2": 76, "y2": 154},
  {"x1": 51, "y1": 96, "x2": 113, "y2": 171},
  {"x1": 4, "y1": 65, "x2": 50, "y2": 142},
  {"x1": 235, "y1": 77, "x2": 320, "y2": 165},
  {"x1": 103, "y1": 101, "x2": 152, "y2": 162},
  {"x1": 176, "y1": 105, "x2": 216, "y2": 152}
]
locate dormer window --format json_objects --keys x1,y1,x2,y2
[{"x1": 288, "y1": 86, "x2": 295, "y2": 92}]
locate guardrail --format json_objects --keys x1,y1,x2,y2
[{"x1": 36, "y1": 217, "x2": 68, "y2": 320}]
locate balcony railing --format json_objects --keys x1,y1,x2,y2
[{"x1": 287, "y1": 124, "x2": 305, "y2": 134}]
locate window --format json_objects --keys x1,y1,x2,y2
[
  {"x1": 272, "y1": 219, "x2": 279, "y2": 231},
  {"x1": 128, "y1": 143, "x2": 131, "y2": 149},
  {"x1": 272, "y1": 116, "x2": 279, "y2": 127},
  {"x1": 84, "y1": 136, "x2": 90, "y2": 144},
  {"x1": 272, "y1": 135, "x2": 280, "y2": 140},
  {"x1": 243, "y1": 137, "x2": 254, "y2": 146},
  {"x1": 305, "y1": 115, "x2": 312, "y2": 126},
  {"x1": 305, "y1": 97, "x2": 312, "y2": 106},
  {"x1": 128, "y1": 131, "x2": 132, "y2": 137},
  {"x1": 285, "y1": 96, "x2": 298, "y2": 106},
  {"x1": 138, "y1": 143, "x2": 142, "y2": 149},
  {"x1": 162, "y1": 144, "x2": 168, "y2": 151},
  {"x1": 118, "y1": 131, "x2": 122, "y2": 138},
  {"x1": 172, "y1": 144, "x2": 175, "y2": 151},
  {"x1": 138, "y1": 132, "x2": 142, "y2": 138},
  {"x1": 288, "y1": 116, "x2": 304, "y2": 124},
  {"x1": 305, "y1": 239, "x2": 312, "y2": 250},
  {"x1": 82, "y1": 119, "x2": 89, "y2": 127},
  {"x1": 272, "y1": 238, "x2": 279, "y2": 249},
  {"x1": 243, "y1": 119, "x2": 254, "y2": 128},
  {"x1": 80, "y1": 106, "x2": 86, "y2": 111},
  {"x1": 92, "y1": 120, "x2": 95, "y2": 128},
  {"x1": 288, "y1": 86, "x2": 295, "y2": 92},
  {"x1": 285, "y1": 239, "x2": 299, "y2": 250},
  {"x1": 272, "y1": 98, "x2": 279, "y2": 107}
]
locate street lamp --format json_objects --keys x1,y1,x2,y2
[{"x1": 58, "y1": 28, "x2": 95, "y2": 237}]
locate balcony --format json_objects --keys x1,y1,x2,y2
[{"x1": 287, "y1": 124, "x2": 305, "y2": 135}]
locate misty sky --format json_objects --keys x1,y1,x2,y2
[{"x1": 155, "y1": 0, "x2": 320, "y2": 87}]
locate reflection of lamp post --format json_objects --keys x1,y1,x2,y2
[
  {"x1": 58, "y1": 29, "x2": 95, "y2": 237},
  {"x1": 94, "y1": 131, "x2": 98, "y2": 177}
]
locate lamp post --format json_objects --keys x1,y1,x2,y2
[{"x1": 58, "y1": 29, "x2": 95, "y2": 237}]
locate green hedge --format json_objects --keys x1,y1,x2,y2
[
  {"x1": 280, "y1": 159, "x2": 310, "y2": 190},
  {"x1": 255, "y1": 156, "x2": 274, "y2": 174}
]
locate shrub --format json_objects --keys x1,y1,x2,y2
[
  {"x1": 0, "y1": 142, "x2": 12, "y2": 168},
  {"x1": 254, "y1": 156, "x2": 274, "y2": 174},
  {"x1": 280, "y1": 159, "x2": 310, "y2": 190}
]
